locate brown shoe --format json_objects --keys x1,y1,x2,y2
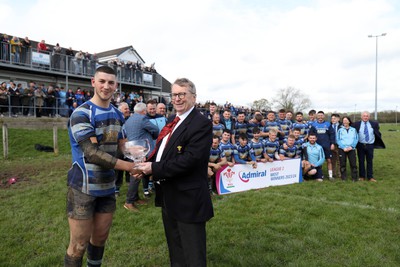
[
  {"x1": 135, "y1": 199, "x2": 148, "y2": 205},
  {"x1": 369, "y1": 178, "x2": 377, "y2": 182},
  {"x1": 359, "y1": 177, "x2": 365, "y2": 181},
  {"x1": 124, "y1": 203, "x2": 139, "y2": 212}
]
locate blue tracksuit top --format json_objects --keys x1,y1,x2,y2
[
  {"x1": 336, "y1": 126, "x2": 358, "y2": 149},
  {"x1": 303, "y1": 142, "x2": 325, "y2": 167}
]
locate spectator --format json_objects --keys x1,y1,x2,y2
[
  {"x1": 75, "y1": 88, "x2": 84, "y2": 106},
  {"x1": 74, "y1": 50, "x2": 84, "y2": 74},
  {"x1": 10, "y1": 36, "x2": 21, "y2": 63},
  {"x1": 37, "y1": 40, "x2": 48, "y2": 52},
  {"x1": 52, "y1": 43, "x2": 62, "y2": 70},
  {"x1": 21, "y1": 37, "x2": 31, "y2": 64},
  {"x1": 83, "y1": 90, "x2": 92, "y2": 102},
  {"x1": 90, "y1": 53, "x2": 98, "y2": 75},
  {"x1": 34, "y1": 85, "x2": 46, "y2": 117},
  {"x1": 0, "y1": 81, "x2": 8, "y2": 117},
  {"x1": 156, "y1": 102, "x2": 167, "y2": 117},
  {"x1": 145, "y1": 100, "x2": 167, "y2": 196},
  {"x1": 66, "y1": 88, "x2": 75, "y2": 116},
  {"x1": 46, "y1": 86, "x2": 57, "y2": 117},
  {"x1": 82, "y1": 52, "x2": 90, "y2": 75},
  {"x1": 1, "y1": 34, "x2": 10, "y2": 61},
  {"x1": 134, "y1": 61, "x2": 142, "y2": 83},
  {"x1": 8, "y1": 81, "x2": 21, "y2": 117},
  {"x1": 58, "y1": 87, "x2": 68, "y2": 117},
  {"x1": 22, "y1": 82, "x2": 35, "y2": 116},
  {"x1": 125, "y1": 61, "x2": 133, "y2": 82},
  {"x1": 65, "y1": 47, "x2": 74, "y2": 73},
  {"x1": 123, "y1": 102, "x2": 159, "y2": 211}
]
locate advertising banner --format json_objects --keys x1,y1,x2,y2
[
  {"x1": 216, "y1": 158, "x2": 302, "y2": 195},
  {"x1": 32, "y1": 52, "x2": 50, "y2": 65}
]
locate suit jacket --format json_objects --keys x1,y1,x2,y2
[
  {"x1": 124, "y1": 113, "x2": 159, "y2": 152},
  {"x1": 152, "y1": 108, "x2": 214, "y2": 223},
  {"x1": 353, "y1": 120, "x2": 385, "y2": 149}
]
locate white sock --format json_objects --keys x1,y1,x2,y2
[{"x1": 328, "y1": 170, "x2": 333, "y2": 178}]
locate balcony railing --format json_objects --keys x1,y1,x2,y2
[{"x1": 0, "y1": 41, "x2": 162, "y2": 88}]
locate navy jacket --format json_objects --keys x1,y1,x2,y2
[
  {"x1": 353, "y1": 120, "x2": 385, "y2": 149},
  {"x1": 152, "y1": 108, "x2": 214, "y2": 223}
]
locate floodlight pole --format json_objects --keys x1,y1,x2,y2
[{"x1": 368, "y1": 33, "x2": 386, "y2": 121}]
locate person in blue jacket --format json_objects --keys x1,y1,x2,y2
[
  {"x1": 336, "y1": 116, "x2": 358, "y2": 181},
  {"x1": 302, "y1": 133, "x2": 325, "y2": 181}
]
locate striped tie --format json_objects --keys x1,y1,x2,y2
[{"x1": 364, "y1": 121, "x2": 369, "y2": 142}]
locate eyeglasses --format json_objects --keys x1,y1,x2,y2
[{"x1": 170, "y1": 92, "x2": 187, "y2": 100}]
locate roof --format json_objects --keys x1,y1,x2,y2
[{"x1": 96, "y1": 45, "x2": 145, "y2": 63}]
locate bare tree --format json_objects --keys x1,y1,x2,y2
[
  {"x1": 250, "y1": 98, "x2": 272, "y2": 112},
  {"x1": 272, "y1": 87, "x2": 311, "y2": 112}
]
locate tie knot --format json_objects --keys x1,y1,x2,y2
[
  {"x1": 173, "y1": 116, "x2": 180, "y2": 123},
  {"x1": 168, "y1": 116, "x2": 180, "y2": 128}
]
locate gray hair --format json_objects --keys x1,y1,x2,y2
[
  {"x1": 134, "y1": 102, "x2": 147, "y2": 113},
  {"x1": 118, "y1": 102, "x2": 129, "y2": 111},
  {"x1": 173, "y1": 78, "x2": 196, "y2": 95}
]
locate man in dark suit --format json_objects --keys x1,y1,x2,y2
[
  {"x1": 353, "y1": 111, "x2": 385, "y2": 182},
  {"x1": 137, "y1": 78, "x2": 214, "y2": 266}
]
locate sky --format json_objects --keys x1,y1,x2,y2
[{"x1": 1, "y1": 0, "x2": 399, "y2": 113}]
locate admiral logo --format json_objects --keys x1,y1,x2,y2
[{"x1": 239, "y1": 170, "x2": 267, "y2": 183}]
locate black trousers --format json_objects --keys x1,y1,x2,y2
[
  {"x1": 162, "y1": 208, "x2": 207, "y2": 267},
  {"x1": 356, "y1": 143, "x2": 374, "y2": 179},
  {"x1": 339, "y1": 148, "x2": 357, "y2": 180}
]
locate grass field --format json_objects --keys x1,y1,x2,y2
[{"x1": 0, "y1": 124, "x2": 399, "y2": 266}]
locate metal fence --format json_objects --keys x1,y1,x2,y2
[{"x1": 0, "y1": 94, "x2": 70, "y2": 118}]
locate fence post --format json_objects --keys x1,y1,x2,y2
[
  {"x1": 2, "y1": 123, "x2": 8, "y2": 159},
  {"x1": 53, "y1": 124, "x2": 59, "y2": 155}
]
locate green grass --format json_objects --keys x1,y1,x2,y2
[{"x1": 0, "y1": 124, "x2": 399, "y2": 266}]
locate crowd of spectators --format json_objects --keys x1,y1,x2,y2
[
  {"x1": 0, "y1": 78, "x2": 162, "y2": 118},
  {"x1": 1, "y1": 33, "x2": 158, "y2": 84}
]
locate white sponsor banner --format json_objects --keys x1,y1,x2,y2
[
  {"x1": 143, "y1": 73, "x2": 153, "y2": 83},
  {"x1": 216, "y1": 158, "x2": 302, "y2": 195},
  {"x1": 32, "y1": 52, "x2": 50, "y2": 65}
]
